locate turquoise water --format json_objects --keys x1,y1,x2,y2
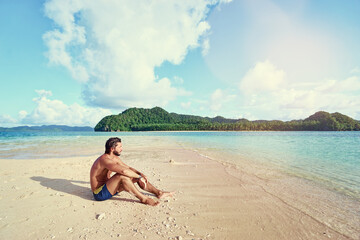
[
  {"x1": 170, "y1": 131, "x2": 360, "y2": 199},
  {"x1": 1, "y1": 131, "x2": 359, "y2": 199}
]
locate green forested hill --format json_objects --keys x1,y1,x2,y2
[{"x1": 94, "y1": 107, "x2": 360, "y2": 132}]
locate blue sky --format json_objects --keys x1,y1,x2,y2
[{"x1": 1, "y1": 0, "x2": 360, "y2": 127}]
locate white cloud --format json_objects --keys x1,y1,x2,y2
[
  {"x1": 173, "y1": 76, "x2": 184, "y2": 85},
  {"x1": 210, "y1": 88, "x2": 236, "y2": 111},
  {"x1": 314, "y1": 76, "x2": 360, "y2": 94},
  {"x1": 181, "y1": 101, "x2": 192, "y2": 109},
  {"x1": 43, "y1": 0, "x2": 229, "y2": 109},
  {"x1": 210, "y1": 89, "x2": 224, "y2": 111},
  {"x1": 202, "y1": 38, "x2": 210, "y2": 56},
  {"x1": 19, "y1": 90, "x2": 112, "y2": 127},
  {"x1": 239, "y1": 60, "x2": 286, "y2": 94},
  {"x1": 42, "y1": 0, "x2": 89, "y2": 82},
  {"x1": 0, "y1": 114, "x2": 17, "y2": 125},
  {"x1": 350, "y1": 67, "x2": 360, "y2": 74},
  {"x1": 35, "y1": 89, "x2": 52, "y2": 98},
  {"x1": 0, "y1": 112, "x2": 28, "y2": 127},
  {"x1": 238, "y1": 61, "x2": 360, "y2": 120},
  {"x1": 18, "y1": 111, "x2": 28, "y2": 120}
]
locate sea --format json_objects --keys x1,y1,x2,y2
[{"x1": 0, "y1": 131, "x2": 359, "y2": 201}]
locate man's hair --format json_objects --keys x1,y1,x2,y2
[{"x1": 105, "y1": 137, "x2": 121, "y2": 154}]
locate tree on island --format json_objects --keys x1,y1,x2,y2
[{"x1": 94, "y1": 107, "x2": 360, "y2": 132}]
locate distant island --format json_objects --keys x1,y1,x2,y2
[
  {"x1": 0, "y1": 125, "x2": 93, "y2": 132},
  {"x1": 95, "y1": 107, "x2": 360, "y2": 131}
]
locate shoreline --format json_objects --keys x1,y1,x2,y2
[
  {"x1": 0, "y1": 138, "x2": 359, "y2": 239},
  {"x1": 184, "y1": 144, "x2": 360, "y2": 238},
  {"x1": 214, "y1": 148, "x2": 359, "y2": 200}
]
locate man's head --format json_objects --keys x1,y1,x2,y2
[{"x1": 105, "y1": 137, "x2": 122, "y2": 156}]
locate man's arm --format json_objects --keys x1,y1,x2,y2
[
  {"x1": 121, "y1": 161, "x2": 148, "y2": 182},
  {"x1": 107, "y1": 170, "x2": 112, "y2": 179},
  {"x1": 102, "y1": 158, "x2": 140, "y2": 178},
  {"x1": 119, "y1": 160, "x2": 139, "y2": 174},
  {"x1": 129, "y1": 167, "x2": 140, "y2": 175},
  {"x1": 129, "y1": 167, "x2": 148, "y2": 182}
]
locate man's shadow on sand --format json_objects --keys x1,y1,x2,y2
[{"x1": 31, "y1": 176, "x2": 138, "y2": 203}]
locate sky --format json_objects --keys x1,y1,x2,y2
[{"x1": 1, "y1": 0, "x2": 360, "y2": 127}]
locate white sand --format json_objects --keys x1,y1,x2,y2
[{"x1": 0, "y1": 139, "x2": 358, "y2": 239}]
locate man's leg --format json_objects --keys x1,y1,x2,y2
[
  {"x1": 135, "y1": 178, "x2": 175, "y2": 199},
  {"x1": 106, "y1": 174, "x2": 159, "y2": 206}
]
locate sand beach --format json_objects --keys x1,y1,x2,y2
[{"x1": 0, "y1": 136, "x2": 359, "y2": 240}]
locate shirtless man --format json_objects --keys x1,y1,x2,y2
[{"x1": 90, "y1": 137, "x2": 174, "y2": 206}]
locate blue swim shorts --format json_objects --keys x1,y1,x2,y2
[{"x1": 93, "y1": 184, "x2": 118, "y2": 201}]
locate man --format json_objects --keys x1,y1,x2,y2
[{"x1": 90, "y1": 137, "x2": 174, "y2": 206}]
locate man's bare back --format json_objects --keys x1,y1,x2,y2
[
  {"x1": 90, "y1": 137, "x2": 174, "y2": 206},
  {"x1": 90, "y1": 154, "x2": 115, "y2": 192}
]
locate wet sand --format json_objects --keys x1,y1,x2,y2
[{"x1": 0, "y1": 138, "x2": 358, "y2": 239}]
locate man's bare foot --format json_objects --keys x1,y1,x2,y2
[
  {"x1": 142, "y1": 198, "x2": 159, "y2": 206},
  {"x1": 157, "y1": 191, "x2": 175, "y2": 199}
]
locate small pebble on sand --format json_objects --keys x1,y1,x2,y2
[{"x1": 96, "y1": 213, "x2": 106, "y2": 220}]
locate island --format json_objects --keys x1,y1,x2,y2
[
  {"x1": 0, "y1": 125, "x2": 93, "y2": 132},
  {"x1": 94, "y1": 107, "x2": 360, "y2": 131}
]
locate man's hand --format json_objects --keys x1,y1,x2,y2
[
  {"x1": 138, "y1": 172, "x2": 148, "y2": 183},
  {"x1": 137, "y1": 172, "x2": 148, "y2": 190},
  {"x1": 107, "y1": 170, "x2": 112, "y2": 180}
]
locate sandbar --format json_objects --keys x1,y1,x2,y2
[{"x1": 0, "y1": 138, "x2": 358, "y2": 239}]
